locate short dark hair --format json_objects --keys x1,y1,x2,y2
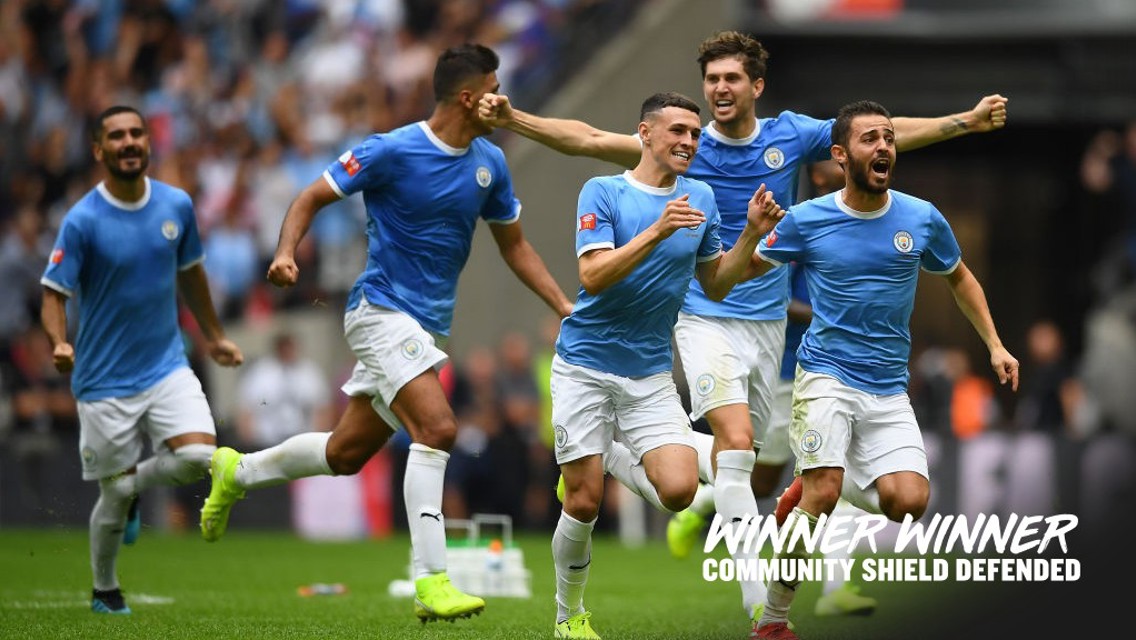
[
  {"x1": 640, "y1": 92, "x2": 701, "y2": 122},
  {"x1": 92, "y1": 105, "x2": 147, "y2": 143},
  {"x1": 831, "y1": 100, "x2": 892, "y2": 148},
  {"x1": 697, "y1": 31, "x2": 769, "y2": 81},
  {"x1": 433, "y1": 44, "x2": 499, "y2": 102}
]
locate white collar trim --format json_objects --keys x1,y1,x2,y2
[
  {"x1": 418, "y1": 121, "x2": 468, "y2": 156},
  {"x1": 97, "y1": 178, "x2": 152, "y2": 211},
  {"x1": 622, "y1": 171, "x2": 677, "y2": 195},
  {"x1": 834, "y1": 189, "x2": 892, "y2": 219},
  {"x1": 706, "y1": 118, "x2": 761, "y2": 146}
]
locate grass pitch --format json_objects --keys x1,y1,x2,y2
[{"x1": 0, "y1": 527, "x2": 1090, "y2": 639}]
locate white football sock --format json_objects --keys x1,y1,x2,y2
[
  {"x1": 840, "y1": 475, "x2": 881, "y2": 515},
  {"x1": 234, "y1": 432, "x2": 332, "y2": 489},
  {"x1": 691, "y1": 430, "x2": 716, "y2": 484},
  {"x1": 90, "y1": 473, "x2": 136, "y2": 591},
  {"x1": 405, "y1": 443, "x2": 449, "y2": 579},
  {"x1": 603, "y1": 442, "x2": 667, "y2": 512},
  {"x1": 689, "y1": 482, "x2": 716, "y2": 518},
  {"x1": 823, "y1": 499, "x2": 859, "y2": 594},
  {"x1": 136, "y1": 443, "x2": 215, "y2": 491},
  {"x1": 553, "y1": 511, "x2": 596, "y2": 623},
  {"x1": 759, "y1": 507, "x2": 818, "y2": 626},
  {"x1": 714, "y1": 449, "x2": 766, "y2": 614}
]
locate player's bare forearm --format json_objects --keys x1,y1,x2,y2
[
  {"x1": 508, "y1": 107, "x2": 640, "y2": 168},
  {"x1": 698, "y1": 226, "x2": 765, "y2": 301},
  {"x1": 275, "y1": 178, "x2": 340, "y2": 259},
  {"x1": 578, "y1": 227, "x2": 665, "y2": 295},
  {"x1": 945, "y1": 262, "x2": 1003, "y2": 352},
  {"x1": 893, "y1": 94, "x2": 1008, "y2": 152},
  {"x1": 741, "y1": 252, "x2": 777, "y2": 282},
  {"x1": 40, "y1": 288, "x2": 70, "y2": 348},
  {"x1": 177, "y1": 263, "x2": 226, "y2": 342},
  {"x1": 787, "y1": 298, "x2": 813, "y2": 325},
  {"x1": 492, "y1": 223, "x2": 574, "y2": 317}
]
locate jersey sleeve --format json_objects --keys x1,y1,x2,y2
[
  {"x1": 481, "y1": 151, "x2": 522, "y2": 225},
  {"x1": 756, "y1": 209, "x2": 805, "y2": 266},
  {"x1": 786, "y1": 111, "x2": 835, "y2": 164},
  {"x1": 576, "y1": 178, "x2": 615, "y2": 257},
  {"x1": 324, "y1": 135, "x2": 389, "y2": 198},
  {"x1": 697, "y1": 188, "x2": 723, "y2": 262},
  {"x1": 920, "y1": 205, "x2": 962, "y2": 274},
  {"x1": 177, "y1": 191, "x2": 205, "y2": 270},
  {"x1": 41, "y1": 213, "x2": 86, "y2": 297}
]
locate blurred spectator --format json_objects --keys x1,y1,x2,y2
[
  {"x1": 1014, "y1": 319, "x2": 1082, "y2": 436},
  {"x1": 203, "y1": 193, "x2": 260, "y2": 323},
  {"x1": 1080, "y1": 121, "x2": 1136, "y2": 297},
  {"x1": 0, "y1": 206, "x2": 53, "y2": 366},
  {"x1": 2, "y1": 326, "x2": 78, "y2": 518},
  {"x1": 237, "y1": 331, "x2": 333, "y2": 449}
]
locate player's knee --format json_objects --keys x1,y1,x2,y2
[
  {"x1": 880, "y1": 490, "x2": 929, "y2": 523},
  {"x1": 412, "y1": 414, "x2": 458, "y2": 451},
  {"x1": 658, "y1": 477, "x2": 699, "y2": 512},
  {"x1": 716, "y1": 431, "x2": 754, "y2": 453},
  {"x1": 563, "y1": 484, "x2": 603, "y2": 523},
  {"x1": 98, "y1": 472, "x2": 136, "y2": 505},
  {"x1": 169, "y1": 443, "x2": 216, "y2": 485}
]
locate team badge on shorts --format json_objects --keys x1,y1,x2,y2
[
  {"x1": 893, "y1": 230, "x2": 914, "y2": 253},
  {"x1": 554, "y1": 426, "x2": 568, "y2": 449},
  {"x1": 81, "y1": 446, "x2": 98, "y2": 469},
  {"x1": 476, "y1": 166, "x2": 492, "y2": 188},
  {"x1": 695, "y1": 373, "x2": 716, "y2": 396},
  {"x1": 401, "y1": 338, "x2": 423, "y2": 359},
  {"x1": 161, "y1": 220, "x2": 179, "y2": 241},
  {"x1": 800, "y1": 429, "x2": 823, "y2": 453},
  {"x1": 763, "y1": 147, "x2": 785, "y2": 169}
]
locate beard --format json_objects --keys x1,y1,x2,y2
[
  {"x1": 847, "y1": 158, "x2": 890, "y2": 195},
  {"x1": 104, "y1": 151, "x2": 149, "y2": 180}
]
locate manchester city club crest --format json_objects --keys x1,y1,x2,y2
[
  {"x1": 161, "y1": 220, "x2": 179, "y2": 241},
  {"x1": 476, "y1": 166, "x2": 492, "y2": 188},
  {"x1": 763, "y1": 147, "x2": 785, "y2": 169},
  {"x1": 554, "y1": 426, "x2": 568, "y2": 449},
  {"x1": 81, "y1": 446, "x2": 98, "y2": 469},
  {"x1": 800, "y1": 429, "x2": 823, "y2": 453},
  {"x1": 696, "y1": 373, "x2": 716, "y2": 396},
  {"x1": 893, "y1": 230, "x2": 914, "y2": 253},
  {"x1": 401, "y1": 338, "x2": 423, "y2": 359}
]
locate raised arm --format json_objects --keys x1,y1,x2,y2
[
  {"x1": 943, "y1": 260, "x2": 1019, "y2": 391},
  {"x1": 479, "y1": 93, "x2": 641, "y2": 168},
  {"x1": 696, "y1": 184, "x2": 784, "y2": 300},
  {"x1": 267, "y1": 176, "x2": 341, "y2": 288},
  {"x1": 490, "y1": 221, "x2": 574, "y2": 318},
  {"x1": 893, "y1": 94, "x2": 1008, "y2": 152}
]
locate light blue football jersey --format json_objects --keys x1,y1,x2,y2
[
  {"x1": 326, "y1": 121, "x2": 520, "y2": 336},
  {"x1": 557, "y1": 172, "x2": 722, "y2": 378},
  {"x1": 758, "y1": 190, "x2": 962, "y2": 394},
  {"x1": 41, "y1": 178, "x2": 202, "y2": 401},
  {"x1": 682, "y1": 111, "x2": 833, "y2": 320}
]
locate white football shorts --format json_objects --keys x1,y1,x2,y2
[{"x1": 550, "y1": 355, "x2": 694, "y2": 465}]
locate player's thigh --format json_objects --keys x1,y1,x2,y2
[
  {"x1": 341, "y1": 300, "x2": 448, "y2": 433},
  {"x1": 675, "y1": 313, "x2": 747, "y2": 422},
  {"x1": 788, "y1": 368, "x2": 854, "y2": 476},
  {"x1": 550, "y1": 355, "x2": 616, "y2": 466},
  {"x1": 845, "y1": 393, "x2": 928, "y2": 494},
  {"x1": 617, "y1": 370, "x2": 695, "y2": 464},
  {"x1": 76, "y1": 393, "x2": 149, "y2": 480},
  {"x1": 143, "y1": 367, "x2": 217, "y2": 448}
]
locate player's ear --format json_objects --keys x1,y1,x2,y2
[
  {"x1": 830, "y1": 144, "x2": 847, "y2": 165},
  {"x1": 752, "y1": 77, "x2": 765, "y2": 100}
]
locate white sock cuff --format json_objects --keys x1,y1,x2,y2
[
  {"x1": 174, "y1": 443, "x2": 216, "y2": 467},
  {"x1": 557, "y1": 511, "x2": 597, "y2": 542},
  {"x1": 715, "y1": 449, "x2": 756, "y2": 473},
  {"x1": 98, "y1": 472, "x2": 136, "y2": 502},
  {"x1": 408, "y1": 442, "x2": 450, "y2": 466}
]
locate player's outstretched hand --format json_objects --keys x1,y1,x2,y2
[
  {"x1": 990, "y1": 345, "x2": 1019, "y2": 391},
  {"x1": 478, "y1": 93, "x2": 515, "y2": 128},
  {"x1": 746, "y1": 184, "x2": 785, "y2": 236},
  {"x1": 209, "y1": 338, "x2": 244, "y2": 368},
  {"x1": 654, "y1": 194, "x2": 706, "y2": 238},
  {"x1": 972, "y1": 94, "x2": 1008, "y2": 132},
  {"x1": 52, "y1": 342, "x2": 74, "y2": 374},
  {"x1": 267, "y1": 255, "x2": 299, "y2": 288}
]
